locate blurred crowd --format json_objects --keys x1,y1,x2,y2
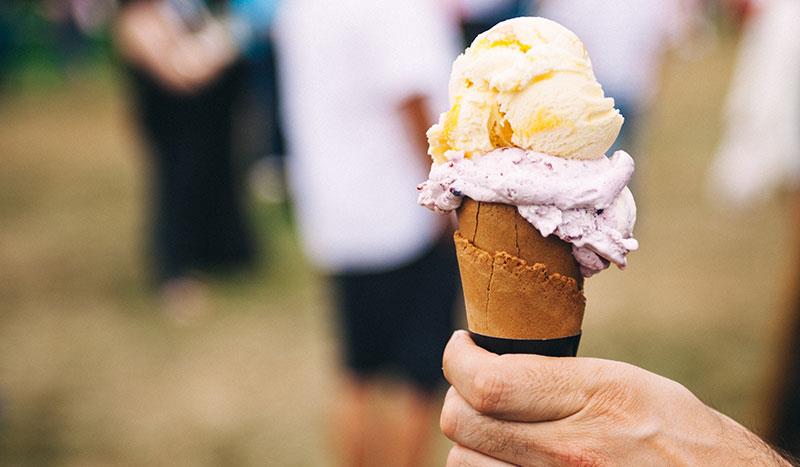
[{"x1": 3, "y1": 0, "x2": 800, "y2": 464}]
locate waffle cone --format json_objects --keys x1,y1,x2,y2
[{"x1": 455, "y1": 199, "x2": 585, "y2": 340}]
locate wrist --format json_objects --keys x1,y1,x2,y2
[
  {"x1": 711, "y1": 410, "x2": 793, "y2": 466},
  {"x1": 637, "y1": 382, "x2": 791, "y2": 466}
]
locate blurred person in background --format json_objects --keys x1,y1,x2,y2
[
  {"x1": 44, "y1": 1, "x2": 88, "y2": 76},
  {"x1": 537, "y1": 0, "x2": 704, "y2": 154},
  {"x1": 114, "y1": 0, "x2": 275, "y2": 319},
  {"x1": 275, "y1": 1, "x2": 460, "y2": 465},
  {"x1": 241, "y1": 34, "x2": 287, "y2": 205},
  {"x1": 44, "y1": 0, "x2": 119, "y2": 76},
  {"x1": 0, "y1": 3, "x2": 14, "y2": 92},
  {"x1": 457, "y1": 0, "x2": 533, "y2": 45},
  {"x1": 709, "y1": 0, "x2": 800, "y2": 454},
  {"x1": 726, "y1": 0, "x2": 761, "y2": 25}
]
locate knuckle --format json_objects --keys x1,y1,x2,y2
[
  {"x1": 660, "y1": 376, "x2": 693, "y2": 400},
  {"x1": 470, "y1": 367, "x2": 507, "y2": 414}
]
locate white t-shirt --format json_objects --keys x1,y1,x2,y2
[{"x1": 275, "y1": 0, "x2": 460, "y2": 273}]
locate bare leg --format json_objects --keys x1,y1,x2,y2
[
  {"x1": 160, "y1": 275, "x2": 208, "y2": 324},
  {"x1": 330, "y1": 375, "x2": 441, "y2": 467},
  {"x1": 391, "y1": 384, "x2": 440, "y2": 467},
  {"x1": 330, "y1": 374, "x2": 371, "y2": 467}
]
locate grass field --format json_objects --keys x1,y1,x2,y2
[{"x1": 0, "y1": 36, "x2": 796, "y2": 466}]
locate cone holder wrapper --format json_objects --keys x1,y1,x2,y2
[{"x1": 469, "y1": 331, "x2": 582, "y2": 356}]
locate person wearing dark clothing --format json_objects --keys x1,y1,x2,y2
[
  {"x1": 128, "y1": 63, "x2": 253, "y2": 283},
  {"x1": 116, "y1": 0, "x2": 257, "y2": 315}
]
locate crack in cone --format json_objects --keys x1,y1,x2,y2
[{"x1": 455, "y1": 199, "x2": 586, "y2": 340}]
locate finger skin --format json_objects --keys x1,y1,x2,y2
[
  {"x1": 441, "y1": 387, "x2": 599, "y2": 466},
  {"x1": 442, "y1": 330, "x2": 607, "y2": 421},
  {"x1": 447, "y1": 444, "x2": 517, "y2": 467}
]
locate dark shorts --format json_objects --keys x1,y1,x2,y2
[{"x1": 331, "y1": 234, "x2": 460, "y2": 392}]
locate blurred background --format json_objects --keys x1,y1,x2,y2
[{"x1": 2, "y1": 0, "x2": 800, "y2": 465}]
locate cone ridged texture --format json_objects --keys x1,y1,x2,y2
[{"x1": 455, "y1": 199, "x2": 586, "y2": 340}]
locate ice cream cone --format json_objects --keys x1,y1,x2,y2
[
  {"x1": 419, "y1": 18, "x2": 638, "y2": 355},
  {"x1": 454, "y1": 198, "x2": 585, "y2": 353}
]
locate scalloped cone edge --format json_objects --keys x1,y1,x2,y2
[{"x1": 454, "y1": 200, "x2": 586, "y2": 340}]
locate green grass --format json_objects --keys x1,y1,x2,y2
[{"x1": 0, "y1": 36, "x2": 795, "y2": 465}]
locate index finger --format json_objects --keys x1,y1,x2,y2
[{"x1": 442, "y1": 330, "x2": 603, "y2": 422}]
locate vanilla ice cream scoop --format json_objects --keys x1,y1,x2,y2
[{"x1": 427, "y1": 17, "x2": 623, "y2": 163}]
